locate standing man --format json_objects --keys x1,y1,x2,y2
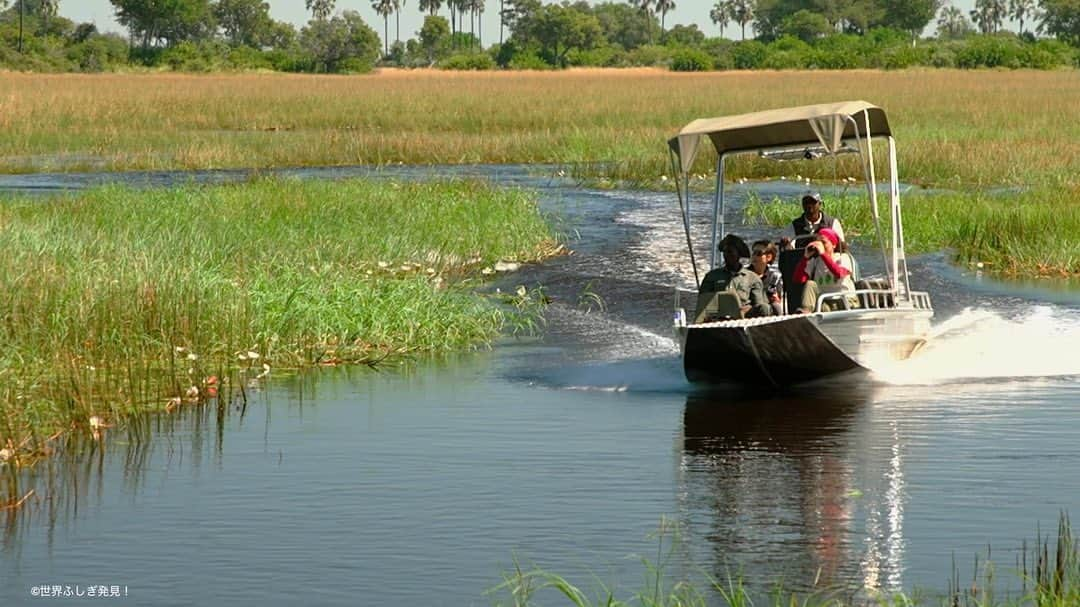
[{"x1": 791, "y1": 192, "x2": 845, "y2": 244}]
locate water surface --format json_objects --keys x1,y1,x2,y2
[{"x1": 2, "y1": 166, "x2": 1078, "y2": 606}]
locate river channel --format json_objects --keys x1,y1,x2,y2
[{"x1": 1, "y1": 165, "x2": 1078, "y2": 606}]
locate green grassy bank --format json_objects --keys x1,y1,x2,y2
[
  {"x1": 0, "y1": 177, "x2": 558, "y2": 468},
  {"x1": 743, "y1": 187, "x2": 1080, "y2": 277},
  {"x1": 491, "y1": 516, "x2": 1078, "y2": 607}
]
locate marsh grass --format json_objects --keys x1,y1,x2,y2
[
  {"x1": 491, "y1": 515, "x2": 1078, "y2": 607},
  {"x1": 2, "y1": 70, "x2": 1079, "y2": 191},
  {"x1": 742, "y1": 187, "x2": 1080, "y2": 276},
  {"x1": 0, "y1": 177, "x2": 558, "y2": 473}
]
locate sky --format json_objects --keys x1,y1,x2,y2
[{"x1": 66, "y1": 0, "x2": 991, "y2": 43}]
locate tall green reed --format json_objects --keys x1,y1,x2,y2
[{"x1": 0, "y1": 177, "x2": 557, "y2": 465}]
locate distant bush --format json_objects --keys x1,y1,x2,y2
[
  {"x1": 876, "y1": 44, "x2": 929, "y2": 69},
  {"x1": 440, "y1": 53, "x2": 495, "y2": 70},
  {"x1": 956, "y1": 34, "x2": 1024, "y2": 68},
  {"x1": 761, "y1": 49, "x2": 808, "y2": 69},
  {"x1": 625, "y1": 44, "x2": 671, "y2": 67},
  {"x1": 1021, "y1": 39, "x2": 1077, "y2": 69},
  {"x1": 810, "y1": 34, "x2": 869, "y2": 68},
  {"x1": 566, "y1": 44, "x2": 622, "y2": 67},
  {"x1": 669, "y1": 47, "x2": 713, "y2": 71},
  {"x1": 700, "y1": 37, "x2": 734, "y2": 69},
  {"x1": 224, "y1": 45, "x2": 274, "y2": 71},
  {"x1": 161, "y1": 40, "x2": 228, "y2": 72},
  {"x1": 731, "y1": 40, "x2": 767, "y2": 69},
  {"x1": 507, "y1": 52, "x2": 552, "y2": 70},
  {"x1": 925, "y1": 41, "x2": 960, "y2": 68},
  {"x1": 65, "y1": 34, "x2": 128, "y2": 72}
]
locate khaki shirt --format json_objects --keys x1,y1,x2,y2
[{"x1": 699, "y1": 265, "x2": 772, "y2": 318}]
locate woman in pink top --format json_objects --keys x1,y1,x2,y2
[{"x1": 793, "y1": 228, "x2": 856, "y2": 313}]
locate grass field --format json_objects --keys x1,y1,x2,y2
[
  {"x1": 1, "y1": 69, "x2": 1078, "y2": 190},
  {"x1": 0, "y1": 177, "x2": 557, "y2": 472}
]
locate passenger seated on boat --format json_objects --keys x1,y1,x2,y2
[
  {"x1": 784, "y1": 192, "x2": 846, "y2": 249},
  {"x1": 792, "y1": 228, "x2": 857, "y2": 313},
  {"x1": 695, "y1": 234, "x2": 771, "y2": 321},
  {"x1": 750, "y1": 240, "x2": 783, "y2": 316}
]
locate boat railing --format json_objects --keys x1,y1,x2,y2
[
  {"x1": 816, "y1": 288, "x2": 933, "y2": 313},
  {"x1": 675, "y1": 286, "x2": 932, "y2": 327}
]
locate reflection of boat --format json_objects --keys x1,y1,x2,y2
[
  {"x1": 679, "y1": 386, "x2": 907, "y2": 594},
  {"x1": 667, "y1": 102, "x2": 933, "y2": 386},
  {"x1": 682, "y1": 388, "x2": 861, "y2": 457}
]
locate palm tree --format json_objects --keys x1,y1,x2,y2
[
  {"x1": 373, "y1": 0, "x2": 393, "y2": 55},
  {"x1": 393, "y1": 0, "x2": 404, "y2": 45},
  {"x1": 633, "y1": 0, "x2": 655, "y2": 43},
  {"x1": 40, "y1": 0, "x2": 58, "y2": 29},
  {"x1": 655, "y1": 0, "x2": 675, "y2": 35},
  {"x1": 936, "y1": 4, "x2": 969, "y2": 38},
  {"x1": 731, "y1": 0, "x2": 754, "y2": 41},
  {"x1": 1008, "y1": 0, "x2": 1037, "y2": 35},
  {"x1": 448, "y1": 0, "x2": 459, "y2": 39},
  {"x1": 470, "y1": 0, "x2": 485, "y2": 48},
  {"x1": 710, "y1": 1, "x2": 732, "y2": 38},
  {"x1": 306, "y1": 0, "x2": 335, "y2": 21},
  {"x1": 970, "y1": 0, "x2": 1006, "y2": 34},
  {"x1": 419, "y1": 0, "x2": 442, "y2": 16}
]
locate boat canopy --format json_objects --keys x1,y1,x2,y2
[{"x1": 667, "y1": 100, "x2": 891, "y2": 173}]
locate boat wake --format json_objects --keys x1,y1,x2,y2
[{"x1": 872, "y1": 306, "x2": 1080, "y2": 385}]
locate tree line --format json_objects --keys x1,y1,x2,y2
[{"x1": 0, "y1": 0, "x2": 1077, "y2": 73}]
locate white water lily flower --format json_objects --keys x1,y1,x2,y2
[
  {"x1": 185, "y1": 385, "x2": 199, "y2": 398},
  {"x1": 246, "y1": 351, "x2": 260, "y2": 360},
  {"x1": 175, "y1": 346, "x2": 186, "y2": 353},
  {"x1": 187, "y1": 353, "x2": 197, "y2": 361},
  {"x1": 481, "y1": 267, "x2": 495, "y2": 275},
  {"x1": 377, "y1": 261, "x2": 389, "y2": 269}
]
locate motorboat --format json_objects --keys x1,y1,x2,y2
[{"x1": 668, "y1": 101, "x2": 933, "y2": 386}]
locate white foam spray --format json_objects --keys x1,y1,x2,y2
[{"x1": 872, "y1": 306, "x2": 1080, "y2": 385}]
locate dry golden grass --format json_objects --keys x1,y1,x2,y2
[{"x1": 0, "y1": 69, "x2": 1078, "y2": 187}]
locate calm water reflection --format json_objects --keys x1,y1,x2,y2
[{"x1": 2, "y1": 167, "x2": 1078, "y2": 606}]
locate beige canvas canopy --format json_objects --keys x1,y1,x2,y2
[{"x1": 668, "y1": 101, "x2": 891, "y2": 174}]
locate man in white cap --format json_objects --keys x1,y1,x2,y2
[{"x1": 791, "y1": 192, "x2": 845, "y2": 244}]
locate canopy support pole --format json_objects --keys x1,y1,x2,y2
[
  {"x1": 670, "y1": 149, "x2": 699, "y2": 287},
  {"x1": 710, "y1": 156, "x2": 725, "y2": 269},
  {"x1": 889, "y1": 137, "x2": 912, "y2": 299},
  {"x1": 855, "y1": 113, "x2": 893, "y2": 290}
]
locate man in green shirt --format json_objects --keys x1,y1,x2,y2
[{"x1": 698, "y1": 234, "x2": 771, "y2": 319}]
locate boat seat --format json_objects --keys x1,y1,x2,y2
[
  {"x1": 855, "y1": 278, "x2": 894, "y2": 308},
  {"x1": 778, "y1": 249, "x2": 804, "y2": 315},
  {"x1": 694, "y1": 290, "x2": 744, "y2": 323}
]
